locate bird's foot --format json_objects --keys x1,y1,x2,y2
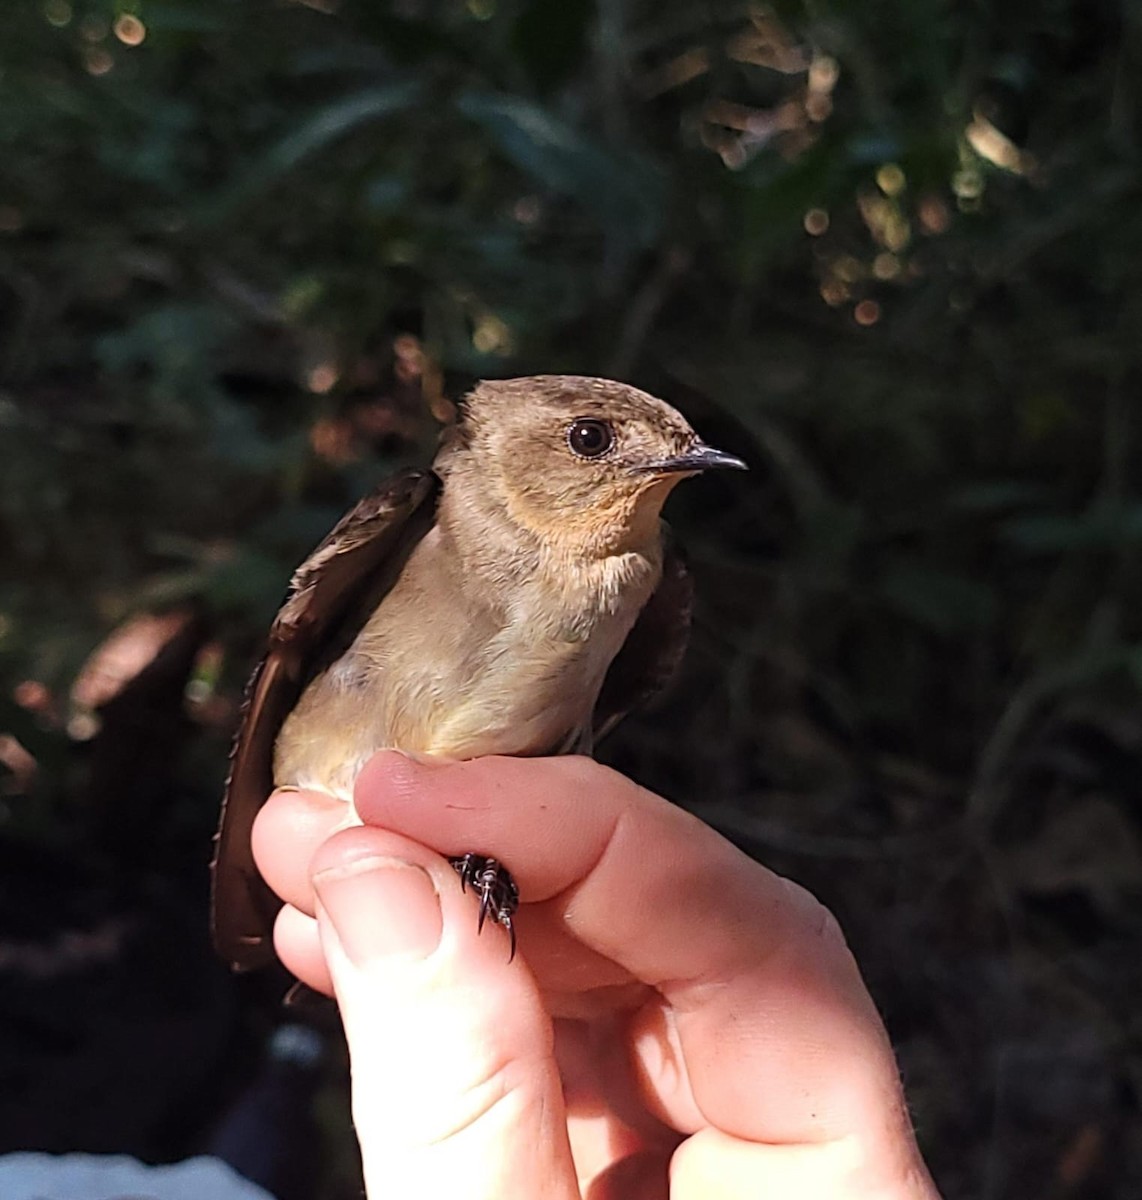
[{"x1": 448, "y1": 854, "x2": 519, "y2": 961}]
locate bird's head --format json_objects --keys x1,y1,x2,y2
[{"x1": 440, "y1": 376, "x2": 746, "y2": 556}]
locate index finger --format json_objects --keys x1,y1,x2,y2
[{"x1": 353, "y1": 753, "x2": 918, "y2": 1161}]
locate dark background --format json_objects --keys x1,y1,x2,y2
[{"x1": 2, "y1": 1, "x2": 1141, "y2": 1196}]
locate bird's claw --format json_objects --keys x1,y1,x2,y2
[{"x1": 448, "y1": 853, "x2": 519, "y2": 961}]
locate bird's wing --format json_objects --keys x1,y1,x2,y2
[
  {"x1": 591, "y1": 524, "x2": 693, "y2": 746},
  {"x1": 211, "y1": 469, "x2": 440, "y2": 970}
]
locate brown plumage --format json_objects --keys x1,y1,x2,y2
[{"x1": 211, "y1": 376, "x2": 745, "y2": 970}]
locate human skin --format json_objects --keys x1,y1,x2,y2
[{"x1": 251, "y1": 751, "x2": 942, "y2": 1200}]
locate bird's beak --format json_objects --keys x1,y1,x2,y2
[{"x1": 636, "y1": 441, "x2": 748, "y2": 475}]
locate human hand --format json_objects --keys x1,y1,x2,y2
[{"x1": 252, "y1": 753, "x2": 941, "y2": 1200}]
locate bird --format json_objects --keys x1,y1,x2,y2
[{"x1": 211, "y1": 375, "x2": 746, "y2": 969}]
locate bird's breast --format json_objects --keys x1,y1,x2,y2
[{"x1": 272, "y1": 534, "x2": 660, "y2": 798}]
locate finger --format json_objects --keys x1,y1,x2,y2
[
  {"x1": 555, "y1": 1017, "x2": 679, "y2": 1195},
  {"x1": 589, "y1": 1151, "x2": 672, "y2": 1200},
  {"x1": 670, "y1": 1128, "x2": 940, "y2": 1200},
  {"x1": 248, "y1": 782, "x2": 628, "y2": 1010},
  {"x1": 272, "y1": 903, "x2": 334, "y2": 996},
  {"x1": 252, "y1": 787, "x2": 347, "y2": 916},
  {"x1": 354, "y1": 754, "x2": 919, "y2": 1157},
  {"x1": 310, "y1": 824, "x2": 580, "y2": 1200}
]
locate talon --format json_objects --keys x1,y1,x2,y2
[{"x1": 447, "y1": 853, "x2": 520, "y2": 959}]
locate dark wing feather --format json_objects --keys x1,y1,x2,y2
[
  {"x1": 592, "y1": 524, "x2": 693, "y2": 744},
  {"x1": 211, "y1": 469, "x2": 439, "y2": 970}
]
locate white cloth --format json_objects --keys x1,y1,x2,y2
[{"x1": 0, "y1": 1153, "x2": 274, "y2": 1200}]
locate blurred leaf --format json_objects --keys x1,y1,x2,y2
[
  {"x1": 949, "y1": 481, "x2": 1055, "y2": 512},
  {"x1": 510, "y1": 0, "x2": 597, "y2": 91},
  {"x1": 876, "y1": 561, "x2": 998, "y2": 633},
  {"x1": 1002, "y1": 505, "x2": 1142, "y2": 553},
  {"x1": 1007, "y1": 795, "x2": 1142, "y2": 912},
  {"x1": 206, "y1": 80, "x2": 425, "y2": 214},
  {"x1": 142, "y1": 0, "x2": 234, "y2": 35},
  {"x1": 455, "y1": 89, "x2": 665, "y2": 245}
]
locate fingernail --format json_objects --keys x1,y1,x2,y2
[
  {"x1": 390, "y1": 749, "x2": 452, "y2": 767},
  {"x1": 314, "y1": 857, "x2": 442, "y2": 964},
  {"x1": 270, "y1": 785, "x2": 343, "y2": 809}
]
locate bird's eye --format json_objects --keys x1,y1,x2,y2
[{"x1": 567, "y1": 418, "x2": 614, "y2": 459}]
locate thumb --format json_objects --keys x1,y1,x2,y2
[{"x1": 311, "y1": 827, "x2": 580, "y2": 1200}]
